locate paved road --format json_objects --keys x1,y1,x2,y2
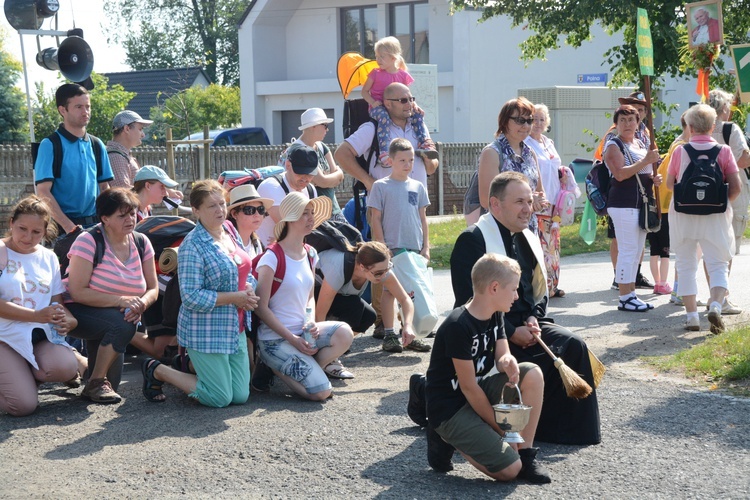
[{"x1": 2, "y1": 251, "x2": 749, "y2": 498}]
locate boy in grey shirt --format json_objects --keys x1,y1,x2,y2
[{"x1": 368, "y1": 138, "x2": 431, "y2": 353}]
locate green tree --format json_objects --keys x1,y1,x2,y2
[
  {"x1": 449, "y1": 1, "x2": 750, "y2": 85},
  {"x1": 32, "y1": 73, "x2": 136, "y2": 139},
  {"x1": 103, "y1": 0, "x2": 246, "y2": 86},
  {"x1": 148, "y1": 83, "x2": 241, "y2": 142},
  {"x1": 0, "y1": 33, "x2": 27, "y2": 143}
]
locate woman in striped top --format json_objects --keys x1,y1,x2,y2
[{"x1": 66, "y1": 188, "x2": 159, "y2": 404}]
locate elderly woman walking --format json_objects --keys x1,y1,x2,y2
[
  {"x1": 603, "y1": 105, "x2": 661, "y2": 312},
  {"x1": 667, "y1": 104, "x2": 742, "y2": 333}
]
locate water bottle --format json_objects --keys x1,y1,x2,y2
[
  {"x1": 301, "y1": 306, "x2": 316, "y2": 348},
  {"x1": 48, "y1": 301, "x2": 65, "y2": 344},
  {"x1": 586, "y1": 179, "x2": 606, "y2": 211}
]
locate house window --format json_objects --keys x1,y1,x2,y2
[
  {"x1": 341, "y1": 6, "x2": 378, "y2": 58},
  {"x1": 389, "y1": 2, "x2": 429, "y2": 64}
]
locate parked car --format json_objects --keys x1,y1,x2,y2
[{"x1": 178, "y1": 127, "x2": 270, "y2": 147}]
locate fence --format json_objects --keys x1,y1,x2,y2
[{"x1": 0, "y1": 142, "x2": 484, "y2": 232}]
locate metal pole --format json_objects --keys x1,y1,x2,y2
[{"x1": 19, "y1": 32, "x2": 35, "y2": 143}]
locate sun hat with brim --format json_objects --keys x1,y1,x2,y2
[
  {"x1": 134, "y1": 165, "x2": 178, "y2": 188},
  {"x1": 618, "y1": 91, "x2": 647, "y2": 107},
  {"x1": 227, "y1": 184, "x2": 273, "y2": 211},
  {"x1": 273, "y1": 192, "x2": 332, "y2": 241},
  {"x1": 299, "y1": 108, "x2": 334, "y2": 130}
]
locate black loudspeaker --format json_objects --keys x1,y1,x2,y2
[
  {"x1": 36, "y1": 36, "x2": 94, "y2": 82},
  {"x1": 4, "y1": 0, "x2": 59, "y2": 31}
]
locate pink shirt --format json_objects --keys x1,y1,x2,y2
[
  {"x1": 668, "y1": 135, "x2": 739, "y2": 181},
  {"x1": 66, "y1": 230, "x2": 155, "y2": 298},
  {"x1": 369, "y1": 68, "x2": 414, "y2": 103}
]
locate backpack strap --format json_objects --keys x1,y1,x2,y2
[
  {"x1": 87, "y1": 226, "x2": 107, "y2": 268},
  {"x1": 342, "y1": 250, "x2": 356, "y2": 284},
  {"x1": 107, "y1": 148, "x2": 129, "y2": 160},
  {"x1": 272, "y1": 174, "x2": 290, "y2": 195},
  {"x1": 132, "y1": 231, "x2": 147, "y2": 262},
  {"x1": 49, "y1": 132, "x2": 63, "y2": 179},
  {"x1": 722, "y1": 122, "x2": 732, "y2": 146},
  {"x1": 88, "y1": 134, "x2": 104, "y2": 179},
  {"x1": 268, "y1": 243, "x2": 287, "y2": 298}
]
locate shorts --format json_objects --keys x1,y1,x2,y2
[
  {"x1": 646, "y1": 213, "x2": 670, "y2": 258},
  {"x1": 607, "y1": 215, "x2": 616, "y2": 239},
  {"x1": 435, "y1": 362, "x2": 536, "y2": 473},
  {"x1": 258, "y1": 321, "x2": 344, "y2": 395}
]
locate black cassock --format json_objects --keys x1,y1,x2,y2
[{"x1": 450, "y1": 222, "x2": 601, "y2": 445}]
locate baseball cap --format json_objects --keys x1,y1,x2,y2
[
  {"x1": 134, "y1": 165, "x2": 178, "y2": 188},
  {"x1": 288, "y1": 145, "x2": 320, "y2": 175},
  {"x1": 113, "y1": 110, "x2": 153, "y2": 130}
]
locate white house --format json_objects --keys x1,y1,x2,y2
[{"x1": 238, "y1": 0, "x2": 697, "y2": 161}]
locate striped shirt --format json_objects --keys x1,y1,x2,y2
[
  {"x1": 66, "y1": 225, "x2": 154, "y2": 297},
  {"x1": 177, "y1": 221, "x2": 248, "y2": 354}
]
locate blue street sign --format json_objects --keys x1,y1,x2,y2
[{"x1": 577, "y1": 73, "x2": 608, "y2": 84}]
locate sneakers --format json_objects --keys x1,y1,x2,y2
[
  {"x1": 653, "y1": 283, "x2": 673, "y2": 295},
  {"x1": 611, "y1": 278, "x2": 619, "y2": 290},
  {"x1": 405, "y1": 338, "x2": 432, "y2": 352},
  {"x1": 427, "y1": 425, "x2": 455, "y2": 472},
  {"x1": 251, "y1": 360, "x2": 275, "y2": 392},
  {"x1": 635, "y1": 273, "x2": 654, "y2": 289},
  {"x1": 670, "y1": 293, "x2": 684, "y2": 306},
  {"x1": 707, "y1": 304, "x2": 725, "y2": 335},
  {"x1": 382, "y1": 333, "x2": 403, "y2": 353},
  {"x1": 720, "y1": 298, "x2": 742, "y2": 315},
  {"x1": 81, "y1": 378, "x2": 121, "y2": 404},
  {"x1": 518, "y1": 447, "x2": 552, "y2": 484},
  {"x1": 407, "y1": 373, "x2": 428, "y2": 427},
  {"x1": 372, "y1": 323, "x2": 385, "y2": 340},
  {"x1": 684, "y1": 316, "x2": 700, "y2": 331},
  {"x1": 416, "y1": 149, "x2": 439, "y2": 161}
]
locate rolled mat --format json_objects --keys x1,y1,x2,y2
[{"x1": 159, "y1": 247, "x2": 179, "y2": 274}]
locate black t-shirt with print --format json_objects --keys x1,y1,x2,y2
[{"x1": 425, "y1": 306, "x2": 506, "y2": 427}]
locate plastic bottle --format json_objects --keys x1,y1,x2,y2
[
  {"x1": 301, "y1": 306, "x2": 316, "y2": 348},
  {"x1": 49, "y1": 301, "x2": 59, "y2": 338},
  {"x1": 586, "y1": 179, "x2": 606, "y2": 211}
]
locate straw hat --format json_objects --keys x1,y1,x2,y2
[
  {"x1": 227, "y1": 184, "x2": 273, "y2": 211},
  {"x1": 273, "y1": 192, "x2": 332, "y2": 241}
]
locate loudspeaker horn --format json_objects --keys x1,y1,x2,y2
[
  {"x1": 36, "y1": 36, "x2": 94, "y2": 82},
  {"x1": 4, "y1": 0, "x2": 59, "y2": 31}
]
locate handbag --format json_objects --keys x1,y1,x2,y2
[
  {"x1": 390, "y1": 250, "x2": 438, "y2": 337},
  {"x1": 635, "y1": 174, "x2": 661, "y2": 233}
]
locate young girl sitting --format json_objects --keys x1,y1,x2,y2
[{"x1": 361, "y1": 36, "x2": 437, "y2": 166}]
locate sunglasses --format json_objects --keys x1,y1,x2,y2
[
  {"x1": 239, "y1": 205, "x2": 268, "y2": 216},
  {"x1": 387, "y1": 97, "x2": 416, "y2": 104},
  {"x1": 369, "y1": 261, "x2": 393, "y2": 278},
  {"x1": 320, "y1": 123, "x2": 329, "y2": 130},
  {"x1": 509, "y1": 116, "x2": 534, "y2": 126}
]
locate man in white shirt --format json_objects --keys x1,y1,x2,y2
[{"x1": 256, "y1": 146, "x2": 319, "y2": 246}]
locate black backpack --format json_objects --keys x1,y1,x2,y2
[
  {"x1": 673, "y1": 144, "x2": 728, "y2": 215},
  {"x1": 59, "y1": 225, "x2": 147, "y2": 278},
  {"x1": 343, "y1": 98, "x2": 378, "y2": 232},
  {"x1": 584, "y1": 137, "x2": 626, "y2": 216},
  {"x1": 305, "y1": 219, "x2": 363, "y2": 254},
  {"x1": 271, "y1": 174, "x2": 315, "y2": 198}
]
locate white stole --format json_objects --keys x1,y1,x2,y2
[{"x1": 475, "y1": 213, "x2": 548, "y2": 305}]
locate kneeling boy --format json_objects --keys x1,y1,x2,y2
[{"x1": 423, "y1": 254, "x2": 551, "y2": 483}]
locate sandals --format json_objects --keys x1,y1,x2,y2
[
  {"x1": 141, "y1": 358, "x2": 166, "y2": 402},
  {"x1": 618, "y1": 295, "x2": 653, "y2": 312},
  {"x1": 171, "y1": 352, "x2": 194, "y2": 374},
  {"x1": 324, "y1": 359, "x2": 354, "y2": 380}
]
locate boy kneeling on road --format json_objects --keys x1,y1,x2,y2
[{"x1": 411, "y1": 253, "x2": 551, "y2": 483}]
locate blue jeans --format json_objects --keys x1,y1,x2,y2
[{"x1": 258, "y1": 321, "x2": 343, "y2": 394}]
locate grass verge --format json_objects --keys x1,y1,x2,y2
[{"x1": 644, "y1": 327, "x2": 750, "y2": 397}]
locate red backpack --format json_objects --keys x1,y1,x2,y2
[{"x1": 251, "y1": 242, "x2": 316, "y2": 299}]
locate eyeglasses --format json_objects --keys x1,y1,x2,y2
[
  {"x1": 387, "y1": 97, "x2": 416, "y2": 104},
  {"x1": 509, "y1": 116, "x2": 534, "y2": 126},
  {"x1": 368, "y1": 261, "x2": 393, "y2": 278},
  {"x1": 240, "y1": 205, "x2": 268, "y2": 216}
]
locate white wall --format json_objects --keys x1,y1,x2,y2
[{"x1": 239, "y1": 0, "x2": 699, "y2": 144}]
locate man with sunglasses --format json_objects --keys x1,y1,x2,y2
[
  {"x1": 336, "y1": 83, "x2": 439, "y2": 338},
  {"x1": 256, "y1": 145, "x2": 320, "y2": 247}
]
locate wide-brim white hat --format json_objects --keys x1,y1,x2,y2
[
  {"x1": 299, "y1": 108, "x2": 333, "y2": 130},
  {"x1": 273, "y1": 192, "x2": 332, "y2": 241}
]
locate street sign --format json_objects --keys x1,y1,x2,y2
[
  {"x1": 577, "y1": 73, "x2": 608, "y2": 84},
  {"x1": 730, "y1": 44, "x2": 750, "y2": 103},
  {"x1": 636, "y1": 8, "x2": 654, "y2": 76}
]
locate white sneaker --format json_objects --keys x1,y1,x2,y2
[
  {"x1": 684, "y1": 316, "x2": 700, "y2": 331},
  {"x1": 721, "y1": 298, "x2": 742, "y2": 315}
]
